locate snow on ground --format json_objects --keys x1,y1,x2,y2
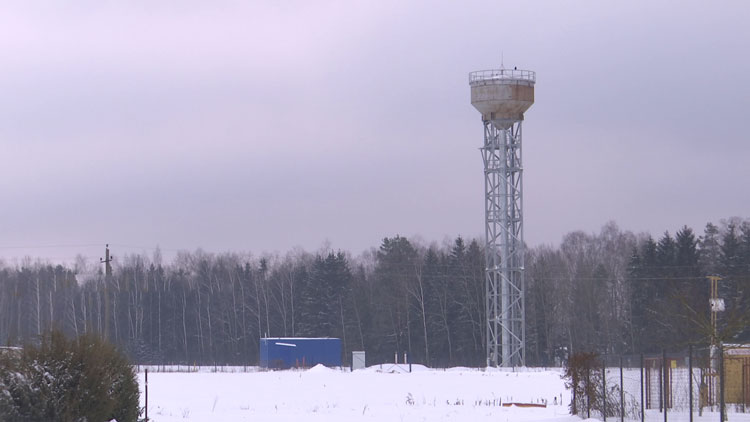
[{"x1": 137, "y1": 365, "x2": 572, "y2": 422}]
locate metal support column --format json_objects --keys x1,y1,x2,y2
[{"x1": 482, "y1": 120, "x2": 525, "y2": 367}]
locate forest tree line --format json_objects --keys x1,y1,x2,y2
[{"x1": 1, "y1": 218, "x2": 749, "y2": 367}]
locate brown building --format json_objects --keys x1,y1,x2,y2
[{"x1": 724, "y1": 344, "x2": 750, "y2": 406}]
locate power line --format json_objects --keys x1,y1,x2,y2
[{"x1": 0, "y1": 243, "x2": 102, "y2": 250}]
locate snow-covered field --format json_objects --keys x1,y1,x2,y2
[{"x1": 137, "y1": 365, "x2": 574, "y2": 422}]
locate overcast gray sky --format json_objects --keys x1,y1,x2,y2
[{"x1": 1, "y1": 1, "x2": 749, "y2": 264}]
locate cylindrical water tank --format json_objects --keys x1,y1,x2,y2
[{"x1": 469, "y1": 69, "x2": 535, "y2": 129}]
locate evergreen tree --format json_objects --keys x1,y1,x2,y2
[
  {"x1": 297, "y1": 252, "x2": 353, "y2": 340},
  {"x1": 421, "y1": 247, "x2": 443, "y2": 366},
  {"x1": 0, "y1": 330, "x2": 139, "y2": 422},
  {"x1": 627, "y1": 247, "x2": 647, "y2": 352},
  {"x1": 719, "y1": 224, "x2": 745, "y2": 339},
  {"x1": 699, "y1": 222, "x2": 722, "y2": 275},
  {"x1": 656, "y1": 231, "x2": 677, "y2": 276},
  {"x1": 721, "y1": 224, "x2": 742, "y2": 277},
  {"x1": 446, "y1": 238, "x2": 469, "y2": 363},
  {"x1": 636, "y1": 236, "x2": 660, "y2": 351},
  {"x1": 370, "y1": 236, "x2": 418, "y2": 363},
  {"x1": 720, "y1": 224, "x2": 742, "y2": 306},
  {"x1": 651, "y1": 232, "x2": 683, "y2": 350},
  {"x1": 462, "y1": 239, "x2": 485, "y2": 366},
  {"x1": 675, "y1": 226, "x2": 700, "y2": 276},
  {"x1": 741, "y1": 223, "x2": 750, "y2": 270},
  {"x1": 736, "y1": 223, "x2": 750, "y2": 340},
  {"x1": 673, "y1": 226, "x2": 706, "y2": 345}
]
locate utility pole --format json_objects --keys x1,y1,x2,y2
[
  {"x1": 708, "y1": 275, "x2": 723, "y2": 346},
  {"x1": 100, "y1": 244, "x2": 114, "y2": 340},
  {"x1": 708, "y1": 273, "x2": 725, "y2": 413}
]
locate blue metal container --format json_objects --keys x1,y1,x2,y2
[{"x1": 260, "y1": 337, "x2": 342, "y2": 369}]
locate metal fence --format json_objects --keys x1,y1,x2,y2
[{"x1": 574, "y1": 346, "x2": 750, "y2": 422}]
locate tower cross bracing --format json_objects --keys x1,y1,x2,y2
[{"x1": 482, "y1": 121, "x2": 525, "y2": 367}]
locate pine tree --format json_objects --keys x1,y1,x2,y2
[
  {"x1": 297, "y1": 252, "x2": 353, "y2": 340},
  {"x1": 675, "y1": 226, "x2": 700, "y2": 275},
  {"x1": 718, "y1": 224, "x2": 745, "y2": 340},
  {"x1": 649, "y1": 232, "x2": 682, "y2": 350},
  {"x1": 371, "y1": 236, "x2": 418, "y2": 363},
  {"x1": 627, "y1": 247, "x2": 648, "y2": 352},
  {"x1": 721, "y1": 224, "x2": 742, "y2": 276},
  {"x1": 741, "y1": 223, "x2": 750, "y2": 269},
  {"x1": 720, "y1": 224, "x2": 742, "y2": 310},
  {"x1": 656, "y1": 231, "x2": 677, "y2": 277},
  {"x1": 699, "y1": 223, "x2": 722, "y2": 275},
  {"x1": 422, "y1": 247, "x2": 443, "y2": 366},
  {"x1": 673, "y1": 226, "x2": 706, "y2": 345},
  {"x1": 736, "y1": 223, "x2": 750, "y2": 340}
]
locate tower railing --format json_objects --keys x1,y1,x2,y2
[{"x1": 469, "y1": 69, "x2": 536, "y2": 85}]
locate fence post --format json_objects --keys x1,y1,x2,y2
[
  {"x1": 689, "y1": 345, "x2": 693, "y2": 422},
  {"x1": 641, "y1": 353, "x2": 645, "y2": 422},
  {"x1": 604, "y1": 355, "x2": 607, "y2": 421},
  {"x1": 145, "y1": 368, "x2": 149, "y2": 422},
  {"x1": 661, "y1": 349, "x2": 669, "y2": 422},
  {"x1": 743, "y1": 360, "x2": 746, "y2": 413},
  {"x1": 659, "y1": 354, "x2": 663, "y2": 413},
  {"x1": 720, "y1": 343, "x2": 725, "y2": 422},
  {"x1": 620, "y1": 355, "x2": 625, "y2": 422},
  {"x1": 573, "y1": 374, "x2": 578, "y2": 415},
  {"x1": 587, "y1": 362, "x2": 592, "y2": 419}
]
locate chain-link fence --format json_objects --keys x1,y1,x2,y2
[{"x1": 570, "y1": 345, "x2": 750, "y2": 422}]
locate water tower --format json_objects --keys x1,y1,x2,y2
[{"x1": 469, "y1": 67, "x2": 535, "y2": 367}]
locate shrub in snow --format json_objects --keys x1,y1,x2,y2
[
  {"x1": 563, "y1": 351, "x2": 599, "y2": 416},
  {"x1": 0, "y1": 330, "x2": 140, "y2": 422},
  {"x1": 562, "y1": 351, "x2": 622, "y2": 418}
]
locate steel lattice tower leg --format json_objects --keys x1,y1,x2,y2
[{"x1": 482, "y1": 120, "x2": 525, "y2": 368}]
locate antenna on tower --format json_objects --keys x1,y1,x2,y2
[{"x1": 501, "y1": 51, "x2": 504, "y2": 69}]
